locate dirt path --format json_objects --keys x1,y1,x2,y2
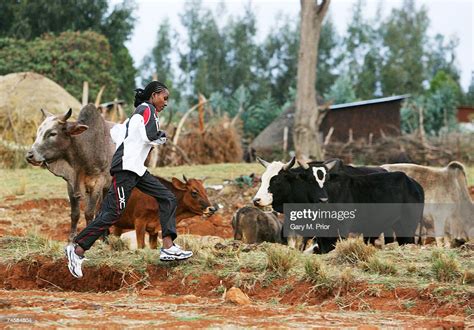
[{"x1": 0, "y1": 290, "x2": 468, "y2": 328}]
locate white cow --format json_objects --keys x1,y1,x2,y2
[{"x1": 382, "y1": 161, "x2": 473, "y2": 246}]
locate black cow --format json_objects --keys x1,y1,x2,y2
[
  {"x1": 263, "y1": 158, "x2": 424, "y2": 253},
  {"x1": 254, "y1": 157, "x2": 388, "y2": 252}
]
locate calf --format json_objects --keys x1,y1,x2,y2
[
  {"x1": 232, "y1": 207, "x2": 285, "y2": 244},
  {"x1": 382, "y1": 162, "x2": 473, "y2": 246},
  {"x1": 112, "y1": 175, "x2": 216, "y2": 249}
]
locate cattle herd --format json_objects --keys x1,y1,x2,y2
[{"x1": 26, "y1": 105, "x2": 473, "y2": 254}]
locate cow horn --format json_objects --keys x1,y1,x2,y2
[
  {"x1": 325, "y1": 159, "x2": 338, "y2": 171},
  {"x1": 58, "y1": 108, "x2": 72, "y2": 124},
  {"x1": 182, "y1": 174, "x2": 188, "y2": 183},
  {"x1": 256, "y1": 157, "x2": 270, "y2": 168},
  {"x1": 282, "y1": 156, "x2": 296, "y2": 171},
  {"x1": 40, "y1": 108, "x2": 53, "y2": 119},
  {"x1": 297, "y1": 159, "x2": 309, "y2": 170}
]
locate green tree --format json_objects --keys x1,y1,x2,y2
[
  {"x1": 380, "y1": 0, "x2": 429, "y2": 95},
  {"x1": 0, "y1": 31, "x2": 118, "y2": 102},
  {"x1": 427, "y1": 34, "x2": 460, "y2": 84},
  {"x1": 316, "y1": 16, "x2": 342, "y2": 96},
  {"x1": 243, "y1": 96, "x2": 282, "y2": 138},
  {"x1": 223, "y1": 6, "x2": 259, "y2": 96},
  {"x1": 178, "y1": 0, "x2": 227, "y2": 101},
  {"x1": 141, "y1": 19, "x2": 176, "y2": 96},
  {"x1": 0, "y1": 0, "x2": 136, "y2": 102},
  {"x1": 256, "y1": 15, "x2": 299, "y2": 105},
  {"x1": 401, "y1": 71, "x2": 461, "y2": 135},
  {"x1": 464, "y1": 72, "x2": 474, "y2": 105},
  {"x1": 256, "y1": 14, "x2": 339, "y2": 106},
  {"x1": 342, "y1": 0, "x2": 382, "y2": 99},
  {"x1": 324, "y1": 74, "x2": 358, "y2": 104}
]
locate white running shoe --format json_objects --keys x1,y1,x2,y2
[
  {"x1": 160, "y1": 243, "x2": 193, "y2": 261},
  {"x1": 65, "y1": 244, "x2": 85, "y2": 278}
]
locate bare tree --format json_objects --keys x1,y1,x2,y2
[{"x1": 294, "y1": 0, "x2": 331, "y2": 160}]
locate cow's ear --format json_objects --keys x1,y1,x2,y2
[
  {"x1": 325, "y1": 159, "x2": 338, "y2": 171},
  {"x1": 171, "y1": 177, "x2": 187, "y2": 191},
  {"x1": 66, "y1": 122, "x2": 89, "y2": 136}
]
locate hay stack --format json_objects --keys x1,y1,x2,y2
[{"x1": 0, "y1": 72, "x2": 81, "y2": 167}]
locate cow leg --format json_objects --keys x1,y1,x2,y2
[
  {"x1": 149, "y1": 233, "x2": 158, "y2": 250},
  {"x1": 317, "y1": 237, "x2": 337, "y2": 254},
  {"x1": 112, "y1": 226, "x2": 123, "y2": 237},
  {"x1": 67, "y1": 183, "x2": 81, "y2": 242},
  {"x1": 85, "y1": 185, "x2": 103, "y2": 225},
  {"x1": 287, "y1": 236, "x2": 297, "y2": 249},
  {"x1": 135, "y1": 221, "x2": 146, "y2": 249},
  {"x1": 85, "y1": 183, "x2": 111, "y2": 241},
  {"x1": 384, "y1": 231, "x2": 395, "y2": 244}
]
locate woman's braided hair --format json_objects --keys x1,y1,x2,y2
[{"x1": 134, "y1": 81, "x2": 168, "y2": 107}]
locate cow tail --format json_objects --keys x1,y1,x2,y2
[{"x1": 448, "y1": 161, "x2": 471, "y2": 202}]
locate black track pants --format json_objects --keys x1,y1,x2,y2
[{"x1": 74, "y1": 170, "x2": 177, "y2": 251}]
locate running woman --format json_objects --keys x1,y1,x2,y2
[{"x1": 65, "y1": 81, "x2": 192, "y2": 278}]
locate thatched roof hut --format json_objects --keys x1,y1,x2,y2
[{"x1": 0, "y1": 72, "x2": 81, "y2": 167}]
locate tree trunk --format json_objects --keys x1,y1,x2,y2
[{"x1": 294, "y1": 0, "x2": 330, "y2": 161}]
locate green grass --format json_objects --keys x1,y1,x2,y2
[
  {"x1": 0, "y1": 163, "x2": 264, "y2": 200},
  {"x1": 466, "y1": 166, "x2": 474, "y2": 186}
]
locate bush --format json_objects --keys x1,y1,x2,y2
[
  {"x1": 334, "y1": 238, "x2": 376, "y2": 264},
  {"x1": 304, "y1": 256, "x2": 331, "y2": 285},
  {"x1": 0, "y1": 31, "x2": 119, "y2": 102},
  {"x1": 265, "y1": 244, "x2": 297, "y2": 276},
  {"x1": 431, "y1": 250, "x2": 461, "y2": 282},
  {"x1": 362, "y1": 256, "x2": 397, "y2": 275}
]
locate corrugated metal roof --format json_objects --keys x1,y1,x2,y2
[{"x1": 329, "y1": 94, "x2": 410, "y2": 110}]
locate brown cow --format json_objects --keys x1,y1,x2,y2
[
  {"x1": 113, "y1": 175, "x2": 216, "y2": 249},
  {"x1": 26, "y1": 105, "x2": 115, "y2": 240}
]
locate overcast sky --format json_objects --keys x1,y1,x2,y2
[{"x1": 119, "y1": 0, "x2": 473, "y2": 91}]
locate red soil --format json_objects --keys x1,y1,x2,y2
[
  {"x1": 0, "y1": 258, "x2": 471, "y2": 320},
  {"x1": 0, "y1": 198, "x2": 235, "y2": 241}
]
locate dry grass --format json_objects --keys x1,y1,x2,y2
[
  {"x1": 431, "y1": 250, "x2": 462, "y2": 283},
  {"x1": 333, "y1": 238, "x2": 377, "y2": 264},
  {"x1": 265, "y1": 244, "x2": 298, "y2": 276},
  {"x1": 304, "y1": 255, "x2": 331, "y2": 285},
  {"x1": 362, "y1": 256, "x2": 397, "y2": 275}
]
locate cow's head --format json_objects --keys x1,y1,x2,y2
[
  {"x1": 253, "y1": 156, "x2": 296, "y2": 207},
  {"x1": 26, "y1": 108, "x2": 88, "y2": 166},
  {"x1": 299, "y1": 159, "x2": 338, "y2": 190},
  {"x1": 267, "y1": 160, "x2": 330, "y2": 213},
  {"x1": 171, "y1": 175, "x2": 217, "y2": 216}
]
